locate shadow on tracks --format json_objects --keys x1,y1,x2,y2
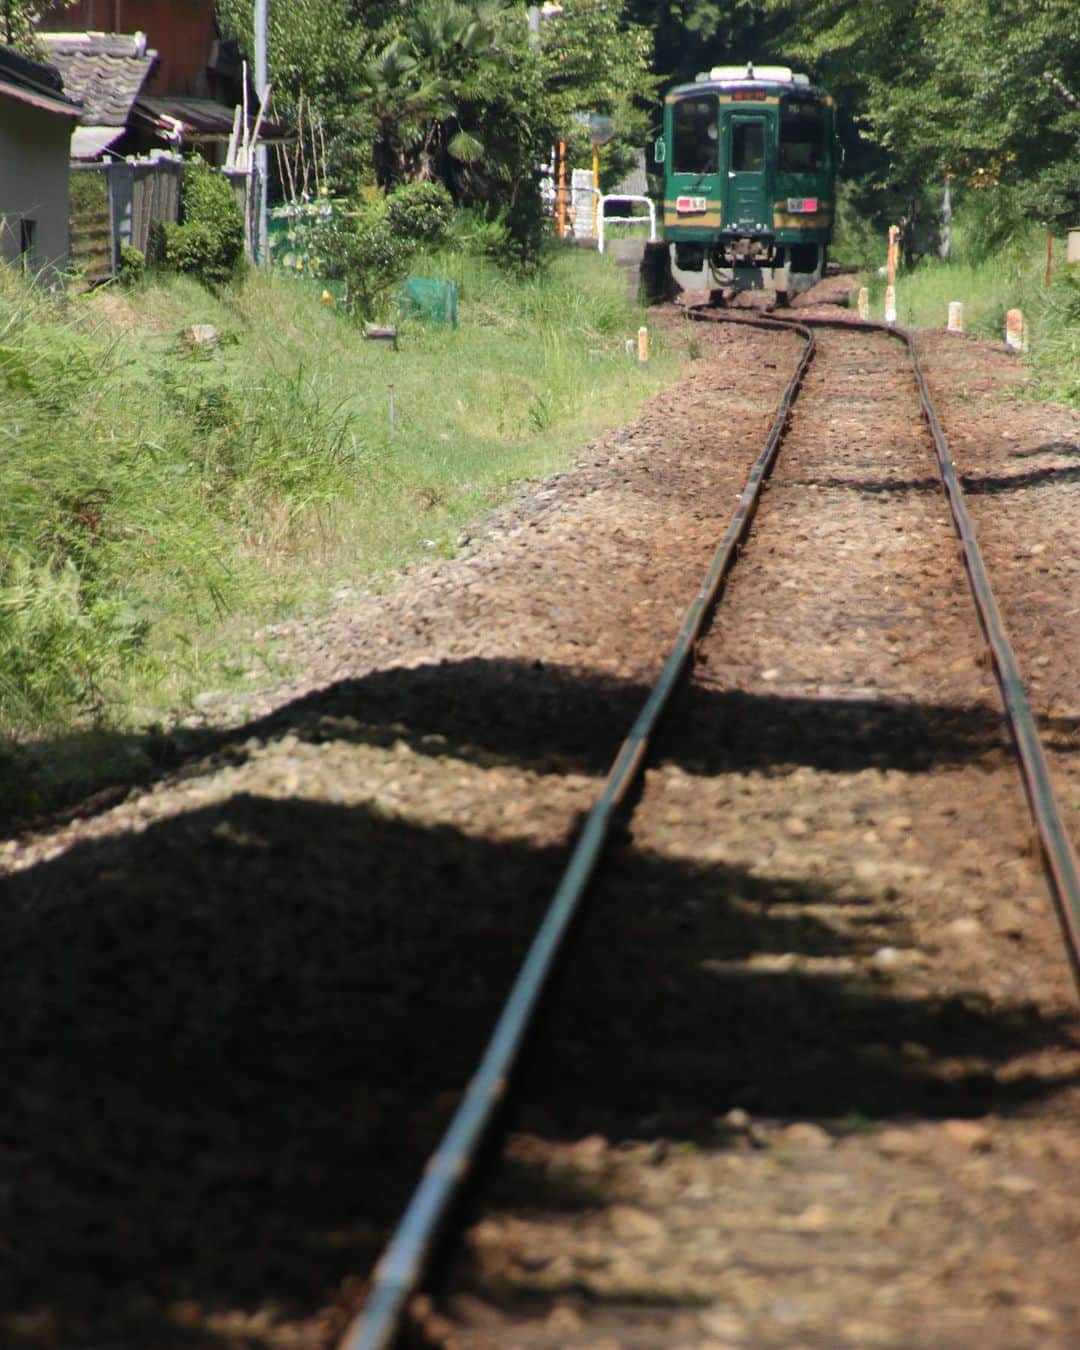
[
  {"x1": 960, "y1": 463, "x2": 1080, "y2": 495},
  {"x1": 220, "y1": 656, "x2": 1013, "y2": 778},
  {"x1": 3, "y1": 656, "x2": 1075, "y2": 1345}
]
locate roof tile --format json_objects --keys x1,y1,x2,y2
[{"x1": 39, "y1": 32, "x2": 156, "y2": 126}]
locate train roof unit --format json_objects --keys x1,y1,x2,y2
[{"x1": 668, "y1": 62, "x2": 828, "y2": 101}]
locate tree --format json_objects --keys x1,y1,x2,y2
[
  {"x1": 215, "y1": 0, "x2": 370, "y2": 187},
  {"x1": 758, "y1": 0, "x2": 1080, "y2": 231},
  {"x1": 623, "y1": 0, "x2": 772, "y2": 89},
  {"x1": 2, "y1": 0, "x2": 76, "y2": 55},
  {"x1": 351, "y1": 0, "x2": 653, "y2": 261}
]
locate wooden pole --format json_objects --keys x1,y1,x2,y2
[
  {"x1": 592, "y1": 144, "x2": 600, "y2": 238},
  {"x1": 556, "y1": 139, "x2": 566, "y2": 239},
  {"x1": 886, "y1": 224, "x2": 900, "y2": 285},
  {"x1": 1045, "y1": 232, "x2": 1054, "y2": 286}
]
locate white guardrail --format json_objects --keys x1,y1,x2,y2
[{"x1": 596, "y1": 193, "x2": 656, "y2": 253}]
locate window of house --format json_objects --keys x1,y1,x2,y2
[{"x1": 19, "y1": 218, "x2": 36, "y2": 273}]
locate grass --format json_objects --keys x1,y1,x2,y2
[
  {"x1": 861, "y1": 233, "x2": 1048, "y2": 340},
  {"x1": 851, "y1": 208, "x2": 1080, "y2": 407},
  {"x1": 0, "y1": 245, "x2": 687, "y2": 821}
]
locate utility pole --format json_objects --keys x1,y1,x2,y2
[{"x1": 254, "y1": 0, "x2": 269, "y2": 265}]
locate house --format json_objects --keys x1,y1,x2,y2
[
  {"x1": 39, "y1": 0, "x2": 223, "y2": 103},
  {"x1": 41, "y1": 0, "x2": 223, "y2": 100},
  {"x1": 0, "y1": 44, "x2": 81, "y2": 279},
  {"x1": 36, "y1": 1, "x2": 290, "y2": 275},
  {"x1": 37, "y1": 29, "x2": 157, "y2": 161},
  {"x1": 37, "y1": 0, "x2": 287, "y2": 163}
]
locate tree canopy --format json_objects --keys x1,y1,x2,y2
[
  {"x1": 757, "y1": 0, "x2": 1080, "y2": 229},
  {"x1": 216, "y1": 0, "x2": 654, "y2": 256},
  {"x1": 213, "y1": 0, "x2": 1080, "y2": 243},
  {"x1": 2, "y1": 0, "x2": 75, "y2": 54}
]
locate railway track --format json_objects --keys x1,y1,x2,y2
[
  {"x1": 344, "y1": 312, "x2": 1080, "y2": 1349},
  {"x1": 2, "y1": 311, "x2": 1078, "y2": 1348}
]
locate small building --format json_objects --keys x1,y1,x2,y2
[
  {"x1": 37, "y1": 5, "x2": 291, "y2": 277},
  {"x1": 0, "y1": 44, "x2": 81, "y2": 279},
  {"x1": 39, "y1": 0, "x2": 225, "y2": 104},
  {"x1": 38, "y1": 0, "x2": 288, "y2": 164},
  {"x1": 38, "y1": 30, "x2": 157, "y2": 161}
]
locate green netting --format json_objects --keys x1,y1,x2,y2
[{"x1": 398, "y1": 276, "x2": 459, "y2": 328}]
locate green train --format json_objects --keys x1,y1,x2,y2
[{"x1": 655, "y1": 63, "x2": 838, "y2": 301}]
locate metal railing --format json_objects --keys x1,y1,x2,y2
[{"x1": 597, "y1": 193, "x2": 656, "y2": 253}]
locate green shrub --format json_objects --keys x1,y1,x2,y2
[
  {"x1": 444, "y1": 206, "x2": 510, "y2": 259},
  {"x1": 69, "y1": 170, "x2": 108, "y2": 216},
  {"x1": 117, "y1": 243, "x2": 145, "y2": 285},
  {"x1": 384, "y1": 181, "x2": 454, "y2": 244},
  {"x1": 830, "y1": 179, "x2": 884, "y2": 271},
  {"x1": 1032, "y1": 264, "x2": 1080, "y2": 406},
  {"x1": 303, "y1": 205, "x2": 415, "y2": 320},
  {"x1": 148, "y1": 159, "x2": 246, "y2": 286},
  {"x1": 951, "y1": 184, "x2": 1035, "y2": 265}
]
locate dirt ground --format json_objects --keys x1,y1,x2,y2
[{"x1": 1, "y1": 300, "x2": 1077, "y2": 1349}]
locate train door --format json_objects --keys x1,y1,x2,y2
[{"x1": 724, "y1": 115, "x2": 769, "y2": 231}]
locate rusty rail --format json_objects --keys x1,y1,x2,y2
[
  {"x1": 341, "y1": 305, "x2": 1079, "y2": 1350},
  {"x1": 774, "y1": 310, "x2": 1080, "y2": 986},
  {"x1": 338, "y1": 313, "x2": 815, "y2": 1350}
]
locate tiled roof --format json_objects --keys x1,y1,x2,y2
[
  {"x1": 0, "y1": 42, "x2": 82, "y2": 117},
  {"x1": 39, "y1": 31, "x2": 156, "y2": 126}
]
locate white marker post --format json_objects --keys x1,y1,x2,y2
[
  {"x1": 947, "y1": 301, "x2": 964, "y2": 333},
  {"x1": 857, "y1": 287, "x2": 869, "y2": 320},
  {"x1": 637, "y1": 325, "x2": 650, "y2": 367},
  {"x1": 884, "y1": 225, "x2": 899, "y2": 323},
  {"x1": 1005, "y1": 309, "x2": 1026, "y2": 352}
]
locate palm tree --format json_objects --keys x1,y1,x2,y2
[{"x1": 359, "y1": 0, "x2": 511, "y2": 188}]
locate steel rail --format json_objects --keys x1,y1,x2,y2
[
  {"x1": 338, "y1": 314, "x2": 815, "y2": 1350},
  {"x1": 775, "y1": 312, "x2": 1080, "y2": 988},
  {"x1": 904, "y1": 329, "x2": 1080, "y2": 984}
]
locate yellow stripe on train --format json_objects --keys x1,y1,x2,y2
[{"x1": 664, "y1": 212, "x2": 723, "y2": 228}]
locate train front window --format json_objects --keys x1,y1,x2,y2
[
  {"x1": 732, "y1": 121, "x2": 765, "y2": 172},
  {"x1": 779, "y1": 101, "x2": 825, "y2": 171},
  {"x1": 672, "y1": 96, "x2": 718, "y2": 174}
]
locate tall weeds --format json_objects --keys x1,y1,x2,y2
[
  {"x1": 0, "y1": 275, "x2": 360, "y2": 738},
  {"x1": 1, "y1": 247, "x2": 678, "y2": 817}
]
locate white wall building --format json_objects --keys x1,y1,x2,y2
[{"x1": 0, "y1": 45, "x2": 81, "y2": 281}]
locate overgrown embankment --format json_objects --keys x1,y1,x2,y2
[
  {"x1": 833, "y1": 197, "x2": 1080, "y2": 407},
  {"x1": 0, "y1": 251, "x2": 685, "y2": 819}
]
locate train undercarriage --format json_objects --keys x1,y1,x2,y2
[{"x1": 672, "y1": 238, "x2": 826, "y2": 305}]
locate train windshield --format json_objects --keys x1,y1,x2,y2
[
  {"x1": 779, "y1": 100, "x2": 826, "y2": 171},
  {"x1": 672, "y1": 95, "x2": 718, "y2": 174}
]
